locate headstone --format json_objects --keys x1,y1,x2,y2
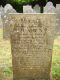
[
  {"x1": 44, "y1": 1, "x2": 56, "y2": 13},
  {"x1": 0, "y1": 6, "x2": 4, "y2": 27},
  {"x1": 23, "y1": 5, "x2": 36, "y2": 13},
  {"x1": 56, "y1": 4, "x2": 60, "y2": 35},
  {"x1": 0, "y1": 17, "x2": 3, "y2": 28},
  {"x1": 0, "y1": 5, "x2": 4, "y2": 17},
  {"x1": 4, "y1": 4, "x2": 16, "y2": 13},
  {"x1": 56, "y1": 4, "x2": 60, "y2": 9},
  {"x1": 3, "y1": 4, "x2": 17, "y2": 39},
  {"x1": 9, "y1": 14, "x2": 56, "y2": 80},
  {"x1": 0, "y1": 6, "x2": 2, "y2": 18},
  {"x1": 0, "y1": 6, "x2": 4, "y2": 28},
  {"x1": 33, "y1": 4, "x2": 40, "y2": 13}
]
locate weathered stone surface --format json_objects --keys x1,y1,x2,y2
[
  {"x1": 9, "y1": 14, "x2": 56, "y2": 80},
  {"x1": 3, "y1": 15, "x2": 9, "y2": 39},
  {"x1": 23, "y1": 5, "x2": 36, "y2": 13},
  {"x1": 56, "y1": 4, "x2": 60, "y2": 35},
  {"x1": 3, "y1": 4, "x2": 16, "y2": 39},
  {"x1": 44, "y1": 1, "x2": 56, "y2": 13},
  {"x1": 33, "y1": 4, "x2": 40, "y2": 13},
  {"x1": 1, "y1": 4, "x2": 16, "y2": 39},
  {"x1": 0, "y1": 6, "x2": 4, "y2": 28},
  {"x1": 0, "y1": 16, "x2": 3, "y2": 28},
  {"x1": 0, "y1": 5, "x2": 4, "y2": 18},
  {"x1": 4, "y1": 4, "x2": 16, "y2": 13}
]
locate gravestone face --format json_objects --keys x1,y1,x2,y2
[
  {"x1": 33, "y1": 4, "x2": 40, "y2": 13},
  {"x1": 9, "y1": 14, "x2": 56, "y2": 80},
  {"x1": 3, "y1": 4, "x2": 16, "y2": 39},
  {"x1": 23, "y1": 5, "x2": 36, "y2": 13},
  {"x1": 56, "y1": 4, "x2": 60, "y2": 35},
  {"x1": 44, "y1": 1, "x2": 56, "y2": 13}
]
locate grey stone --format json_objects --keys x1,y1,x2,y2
[
  {"x1": 44, "y1": 1, "x2": 56, "y2": 13},
  {"x1": 23, "y1": 5, "x2": 36, "y2": 13},
  {"x1": 33, "y1": 4, "x2": 40, "y2": 13},
  {"x1": 56, "y1": 4, "x2": 60, "y2": 9},
  {"x1": 0, "y1": 6, "x2": 3, "y2": 28},
  {"x1": 0, "y1": 5, "x2": 5, "y2": 25},
  {"x1": 9, "y1": 14, "x2": 56, "y2": 80},
  {"x1": 56, "y1": 4, "x2": 60, "y2": 35},
  {"x1": 3, "y1": 4, "x2": 17, "y2": 39},
  {"x1": 4, "y1": 4, "x2": 16, "y2": 13},
  {"x1": 0, "y1": 5, "x2": 4, "y2": 17}
]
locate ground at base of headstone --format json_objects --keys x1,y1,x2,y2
[
  {"x1": 3, "y1": 76, "x2": 59, "y2": 80},
  {"x1": 13, "y1": 77, "x2": 51, "y2": 80}
]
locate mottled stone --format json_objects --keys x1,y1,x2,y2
[
  {"x1": 44, "y1": 1, "x2": 56, "y2": 13},
  {"x1": 9, "y1": 14, "x2": 56, "y2": 80}
]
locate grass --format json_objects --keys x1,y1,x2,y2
[
  {"x1": 51, "y1": 36, "x2": 60, "y2": 79},
  {"x1": 0, "y1": 27, "x2": 60, "y2": 80},
  {"x1": 0, "y1": 28, "x2": 12, "y2": 67},
  {"x1": 0, "y1": 27, "x2": 12, "y2": 80}
]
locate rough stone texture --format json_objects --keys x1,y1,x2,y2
[
  {"x1": 9, "y1": 14, "x2": 56, "y2": 80},
  {"x1": 56, "y1": 4, "x2": 60, "y2": 35},
  {"x1": 44, "y1": 1, "x2": 56, "y2": 13}
]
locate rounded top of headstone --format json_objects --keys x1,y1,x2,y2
[
  {"x1": 4, "y1": 4, "x2": 16, "y2": 13},
  {"x1": 33, "y1": 4, "x2": 40, "y2": 13},
  {"x1": 4, "y1": 4, "x2": 13, "y2": 13},
  {"x1": 44, "y1": 1, "x2": 56, "y2": 13},
  {"x1": 46, "y1": 1, "x2": 53, "y2": 6}
]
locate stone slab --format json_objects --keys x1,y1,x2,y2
[{"x1": 9, "y1": 14, "x2": 56, "y2": 80}]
